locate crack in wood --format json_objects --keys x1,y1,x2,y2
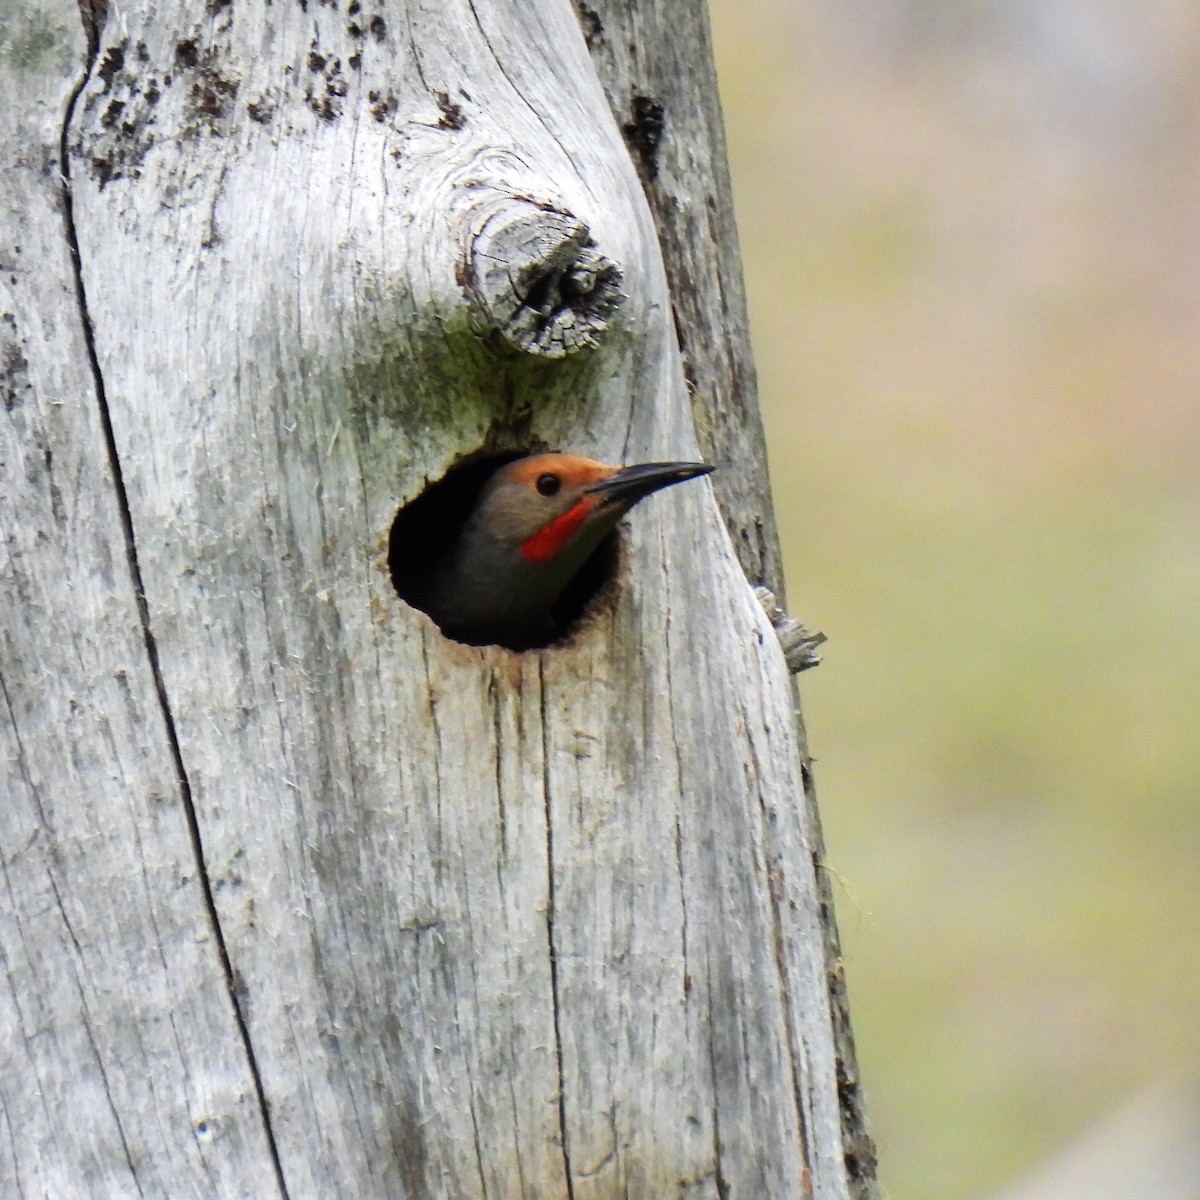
[
  {"x1": 737, "y1": 669, "x2": 815, "y2": 1182},
  {"x1": 704, "y1": 960, "x2": 731, "y2": 1200},
  {"x1": 538, "y1": 658, "x2": 576, "y2": 1200},
  {"x1": 58, "y1": 21, "x2": 291, "y2": 1200}
]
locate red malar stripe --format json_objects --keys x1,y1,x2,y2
[{"x1": 520, "y1": 499, "x2": 595, "y2": 564}]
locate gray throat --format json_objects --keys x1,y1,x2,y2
[{"x1": 424, "y1": 509, "x2": 617, "y2": 648}]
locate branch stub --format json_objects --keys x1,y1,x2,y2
[{"x1": 466, "y1": 199, "x2": 624, "y2": 359}]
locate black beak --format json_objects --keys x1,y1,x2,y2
[{"x1": 586, "y1": 461, "x2": 715, "y2": 507}]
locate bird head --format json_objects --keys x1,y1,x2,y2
[
  {"x1": 425, "y1": 452, "x2": 713, "y2": 647},
  {"x1": 477, "y1": 453, "x2": 713, "y2": 565}
]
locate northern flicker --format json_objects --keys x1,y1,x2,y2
[{"x1": 417, "y1": 453, "x2": 712, "y2": 648}]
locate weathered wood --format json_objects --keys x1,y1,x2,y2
[
  {"x1": 576, "y1": 0, "x2": 785, "y2": 596},
  {"x1": 466, "y1": 197, "x2": 624, "y2": 358},
  {"x1": 1, "y1": 0, "x2": 873, "y2": 1196},
  {"x1": 1, "y1": 5, "x2": 275, "y2": 1195}
]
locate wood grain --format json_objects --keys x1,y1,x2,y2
[{"x1": 1, "y1": 3, "x2": 275, "y2": 1194}]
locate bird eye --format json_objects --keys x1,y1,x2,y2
[{"x1": 536, "y1": 473, "x2": 561, "y2": 497}]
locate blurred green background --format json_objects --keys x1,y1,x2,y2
[{"x1": 707, "y1": 2, "x2": 1200, "y2": 1197}]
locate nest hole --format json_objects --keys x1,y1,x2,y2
[{"x1": 388, "y1": 452, "x2": 619, "y2": 651}]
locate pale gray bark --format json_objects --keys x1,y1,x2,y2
[
  {"x1": 1, "y1": 2, "x2": 875, "y2": 1198},
  {"x1": 1, "y1": 7, "x2": 276, "y2": 1196},
  {"x1": 577, "y1": 0, "x2": 783, "y2": 595}
]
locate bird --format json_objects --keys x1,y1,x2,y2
[{"x1": 416, "y1": 452, "x2": 713, "y2": 649}]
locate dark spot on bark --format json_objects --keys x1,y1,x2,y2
[
  {"x1": 82, "y1": 30, "x2": 181, "y2": 184},
  {"x1": 387, "y1": 1092, "x2": 429, "y2": 1199},
  {"x1": 304, "y1": 49, "x2": 346, "y2": 119},
  {"x1": 2, "y1": 324, "x2": 31, "y2": 414},
  {"x1": 672, "y1": 301, "x2": 691, "y2": 357},
  {"x1": 835, "y1": 1056, "x2": 859, "y2": 1107},
  {"x1": 193, "y1": 72, "x2": 238, "y2": 119},
  {"x1": 348, "y1": 50, "x2": 361, "y2": 69},
  {"x1": 307, "y1": 93, "x2": 336, "y2": 120},
  {"x1": 246, "y1": 96, "x2": 274, "y2": 122},
  {"x1": 622, "y1": 93, "x2": 666, "y2": 181},
  {"x1": 171, "y1": 38, "x2": 242, "y2": 130},
  {"x1": 838, "y1": 1070, "x2": 878, "y2": 1185},
  {"x1": 193, "y1": 88, "x2": 222, "y2": 114},
  {"x1": 347, "y1": 22, "x2": 363, "y2": 38},
  {"x1": 369, "y1": 89, "x2": 397, "y2": 123},
  {"x1": 42, "y1": 445, "x2": 66, "y2": 525},
  {"x1": 368, "y1": 14, "x2": 386, "y2": 39},
  {"x1": 207, "y1": 0, "x2": 232, "y2": 12},
  {"x1": 348, "y1": 0, "x2": 360, "y2": 12},
  {"x1": 90, "y1": 156, "x2": 117, "y2": 188},
  {"x1": 434, "y1": 89, "x2": 464, "y2": 130},
  {"x1": 575, "y1": 2, "x2": 603, "y2": 49},
  {"x1": 97, "y1": 42, "x2": 125, "y2": 88}
]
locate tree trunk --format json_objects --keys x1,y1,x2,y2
[{"x1": 1, "y1": 2, "x2": 876, "y2": 1197}]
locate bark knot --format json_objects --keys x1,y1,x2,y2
[{"x1": 464, "y1": 198, "x2": 624, "y2": 359}]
